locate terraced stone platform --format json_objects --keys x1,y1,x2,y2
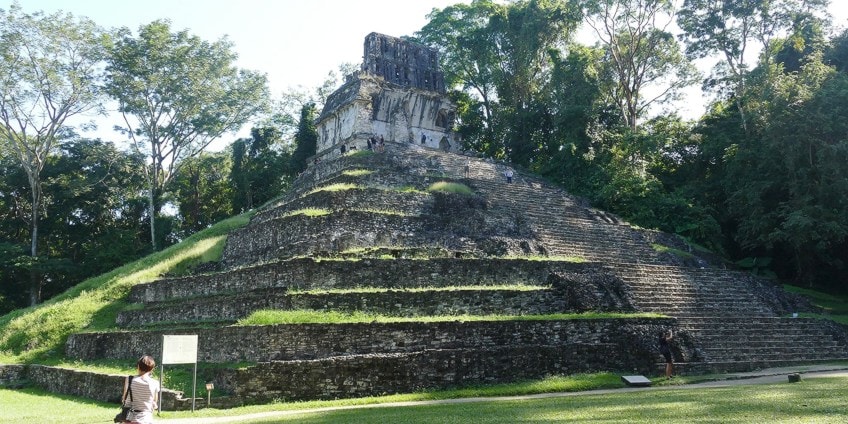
[{"x1": 52, "y1": 142, "x2": 848, "y2": 406}]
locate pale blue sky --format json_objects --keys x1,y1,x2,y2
[
  {"x1": 16, "y1": 0, "x2": 462, "y2": 93},
  {"x1": 12, "y1": 0, "x2": 465, "y2": 143},
  {"x1": 10, "y1": 0, "x2": 848, "y2": 144}
]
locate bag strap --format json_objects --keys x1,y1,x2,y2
[{"x1": 121, "y1": 375, "x2": 134, "y2": 404}]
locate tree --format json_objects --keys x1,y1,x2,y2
[
  {"x1": 725, "y1": 53, "x2": 848, "y2": 287},
  {"x1": 171, "y1": 152, "x2": 233, "y2": 233},
  {"x1": 0, "y1": 4, "x2": 107, "y2": 304},
  {"x1": 418, "y1": 0, "x2": 582, "y2": 164},
  {"x1": 105, "y1": 19, "x2": 269, "y2": 250},
  {"x1": 0, "y1": 137, "x2": 149, "y2": 310},
  {"x1": 489, "y1": 0, "x2": 583, "y2": 165},
  {"x1": 585, "y1": 0, "x2": 698, "y2": 130},
  {"x1": 268, "y1": 63, "x2": 357, "y2": 143},
  {"x1": 290, "y1": 103, "x2": 318, "y2": 176},
  {"x1": 417, "y1": 0, "x2": 503, "y2": 146},
  {"x1": 38, "y1": 138, "x2": 148, "y2": 291},
  {"x1": 230, "y1": 126, "x2": 290, "y2": 213},
  {"x1": 539, "y1": 45, "x2": 609, "y2": 193},
  {"x1": 677, "y1": 0, "x2": 827, "y2": 133}
]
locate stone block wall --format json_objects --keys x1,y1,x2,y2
[
  {"x1": 221, "y1": 207, "x2": 546, "y2": 268},
  {"x1": 66, "y1": 318, "x2": 675, "y2": 364},
  {"x1": 0, "y1": 364, "x2": 25, "y2": 387},
  {"x1": 118, "y1": 287, "x2": 602, "y2": 328},
  {"x1": 221, "y1": 211, "x2": 430, "y2": 267},
  {"x1": 129, "y1": 259, "x2": 595, "y2": 303},
  {"x1": 283, "y1": 143, "x2": 475, "y2": 205},
  {"x1": 251, "y1": 188, "x2": 432, "y2": 225},
  {"x1": 217, "y1": 345, "x2": 630, "y2": 403},
  {"x1": 6, "y1": 318, "x2": 673, "y2": 407}
]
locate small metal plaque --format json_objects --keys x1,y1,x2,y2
[{"x1": 621, "y1": 375, "x2": 652, "y2": 387}]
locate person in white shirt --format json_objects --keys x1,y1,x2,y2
[{"x1": 122, "y1": 355, "x2": 160, "y2": 424}]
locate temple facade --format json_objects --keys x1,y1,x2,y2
[{"x1": 315, "y1": 33, "x2": 457, "y2": 154}]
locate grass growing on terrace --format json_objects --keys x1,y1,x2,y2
[
  {"x1": 784, "y1": 284, "x2": 848, "y2": 324},
  {"x1": 0, "y1": 213, "x2": 252, "y2": 363},
  {"x1": 502, "y1": 254, "x2": 586, "y2": 263},
  {"x1": 348, "y1": 208, "x2": 414, "y2": 216},
  {"x1": 236, "y1": 310, "x2": 664, "y2": 326},
  {"x1": 287, "y1": 284, "x2": 551, "y2": 295},
  {"x1": 342, "y1": 169, "x2": 373, "y2": 177},
  {"x1": 427, "y1": 181, "x2": 474, "y2": 195},
  {"x1": 651, "y1": 243, "x2": 696, "y2": 259},
  {"x1": 283, "y1": 208, "x2": 332, "y2": 218},
  {"x1": 348, "y1": 150, "x2": 375, "y2": 158},
  {"x1": 393, "y1": 185, "x2": 427, "y2": 194},
  {"x1": 307, "y1": 183, "x2": 360, "y2": 195}
]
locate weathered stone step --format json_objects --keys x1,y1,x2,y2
[
  {"x1": 129, "y1": 258, "x2": 595, "y2": 303},
  {"x1": 683, "y1": 322, "x2": 835, "y2": 333},
  {"x1": 700, "y1": 344, "x2": 844, "y2": 356},
  {"x1": 626, "y1": 287, "x2": 758, "y2": 297},
  {"x1": 689, "y1": 336, "x2": 837, "y2": 346},
  {"x1": 215, "y1": 344, "x2": 649, "y2": 403},
  {"x1": 66, "y1": 317, "x2": 674, "y2": 363},
  {"x1": 661, "y1": 358, "x2": 848, "y2": 375},
  {"x1": 677, "y1": 317, "x2": 828, "y2": 327},
  {"x1": 698, "y1": 351, "x2": 848, "y2": 363},
  {"x1": 635, "y1": 307, "x2": 774, "y2": 315},
  {"x1": 252, "y1": 187, "x2": 431, "y2": 225},
  {"x1": 633, "y1": 300, "x2": 771, "y2": 308},
  {"x1": 627, "y1": 291, "x2": 760, "y2": 301},
  {"x1": 637, "y1": 308, "x2": 775, "y2": 317},
  {"x1": 118, "y1": 287, "x2": 579, "y2": 328}
]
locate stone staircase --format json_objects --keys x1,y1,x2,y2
[{"x1": 57, "y1": 142, "x2": 848, "y2": 406}]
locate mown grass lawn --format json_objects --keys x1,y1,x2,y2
[
  {"x1": 2, "y1": 377, "x2": 846, "y2": 424},
  {"x1": 220, "y1": 377, "x2": 848, "y2": 424}
]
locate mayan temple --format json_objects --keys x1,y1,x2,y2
[
  {"x1": 315, "y1": 32, "x2": 456, "y2": 155},
  {"x1": 13, "y1": 33, "x2": 848, "y2": 408}
]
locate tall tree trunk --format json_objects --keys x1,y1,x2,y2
[
  {"x1": 27, "y1": 170, "x2": 42, "y2": 306},
  {"x1": 148, "y1": 170, "x2": 157, "y2": 251},
  {"x1": 735, "y1": 96, "x2": 749, "y2": 134}
]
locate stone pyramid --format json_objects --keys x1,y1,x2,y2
[{"x1": 33, "y1": 33, "x2": 848, "y2": 408}]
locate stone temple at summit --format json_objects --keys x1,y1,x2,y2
[{"x1": 315, "y1": 32, "x2": 457, "y2": 154}]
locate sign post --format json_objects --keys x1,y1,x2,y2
[{"x1": 161, "y1": 335, "x2": 199, "y2": 412}]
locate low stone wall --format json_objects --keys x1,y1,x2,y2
[
  {"x1": 129, "y1": 258, "x2": 595, "y2": 303},
  {"x1": 0, "y1": 364, "x2": 192, "y2": 410},
  {"x1": 214, "y1": 321, "x2": 670, "y2": 403},
  {"x1": 67, "y1": 318, "x2": 675, "y2": 363},
  {"x1": 0, "y1": 364, "x2": 25, "y2": 387},
  {"x1": 9, "y1": 318, "x2": 686, "y2": 408},
  {"x1": 5, "y1": 318, "x2": 676, "y2": 408},
  {"x1": 218, "y1": 346, "x2": 620, "y2": 402}
]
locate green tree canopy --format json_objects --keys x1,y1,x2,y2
[
  {"x1": 105, "y1": 19, "x2": 270, "y2": 250},
  {"x1": 0, "y1": 3, "x2": 107, "y2": 304},
  {"x1": 290, "y1": 103, "x2": 318, "y2": 176},
  {"x1": 585, "y1": 0, "x2": 698, "y2": 130}
]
